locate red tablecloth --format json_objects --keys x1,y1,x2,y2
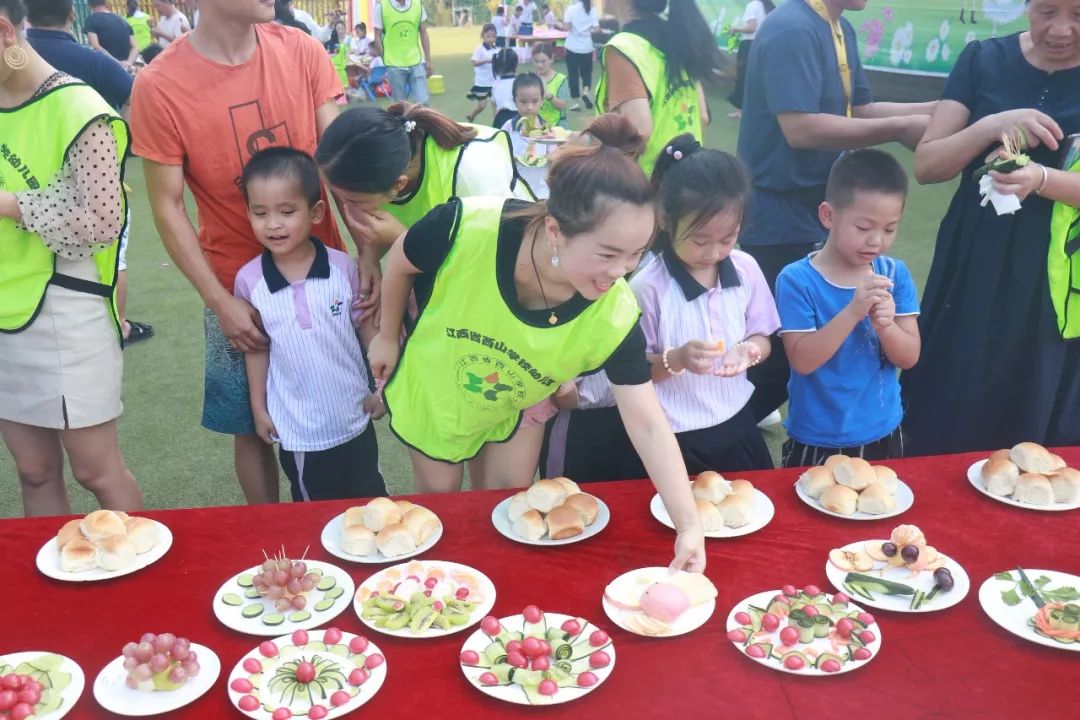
[{"x1": 3, "y1": 450, "x2": 1078, "y2": 719}]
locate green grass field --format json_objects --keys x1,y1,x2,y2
[{"x1": 0, "y1": 27, "x2": 956, "y2": 518}]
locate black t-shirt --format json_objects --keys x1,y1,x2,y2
[
  {"x1": 84, "y1": 12, "x2": 134, "y2": 62},
  {"x1": 403, "y1": 198, "x2": 650, "y2": 386}
]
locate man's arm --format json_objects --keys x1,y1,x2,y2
[
  {"x1": 86, "y1": 31, "x2": 104, "y2": 52},
  {"x1": 776, "y1": 112, "x2": 930, "y2": 152},
  {"x1": 853, "y1": 101, "x2": 939, "y2": 119},
  {"x1": 127, "y1": 32, "x2": 140, "y2": 63},
  {"x1": 420, "y1": 24, "x2": 433, "y2": 75},
  {"x1": 373, "y1": 27, "x2": 384, "y2": 57}
]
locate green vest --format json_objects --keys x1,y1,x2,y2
[
  {"x1": 332, "y1": 41, "x2": 350, "y2": 86},
  {"x1": 539, "y1": 72, "x2": 567, "y2": 129},
  {"x1": 0, "y1": 83, "x2": 128, "y2": 336},
  {"x1": 384, "y1": 196, "x2": 641, "y2": 462},
  {"x1": 127, "y1": 13, "x2": 153, "y2": 51},
  {"x1": 384, "y1": 124, "x2": 519, "y2": 228},
  {"x1": 380, "y1": 0, "x2": 423, "y2": 68},
  {"x1": 1048, "y1": 158, "x2": 1080, "y2": 339},
  {"x1": 596, "y1": 32, "x2": 702, "y2": 175}
]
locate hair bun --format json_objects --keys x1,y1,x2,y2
[{"x1": 582, "y1": 114, "x2": 646, "y2": 159}]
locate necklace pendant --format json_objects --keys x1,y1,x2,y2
[{"x1": 548, "y1": 313, "x2": 558, "y2": 325}]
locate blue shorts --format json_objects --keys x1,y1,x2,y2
[
  {"x1": 386, "y1": 64, "x2": 430, "y2": 105},
  {"x1": 202, "y1": 307, "x2": 256, "y2": 436}
]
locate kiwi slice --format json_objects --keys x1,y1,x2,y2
[
  {"x1": 242, "y1": 604, "x2": 264, "y2": 619},
  {"x1": 288, "y1": 610, "x2": 312, "y2": 623},
  {"x1": 237, "y1": 573, "x2": 254, "y2": 587},
  {"x1": 245, "y1": 587, "x2": 261, "y2": 599},
  {"x1": 314, "y1": 598, "x2": 336, "y2": 612},
  {"x1": 222, "y1": 593, "x2": 243, "y2": 607},
  {"x1": 324, "y1": 586, "x2": 345, "y2": 601},
  {"x1": 317, "y1": 576, "x2": 337, "y2": 592},
  {"x1": 262, "y1": 613, "x2": 285, "y2": 626}
]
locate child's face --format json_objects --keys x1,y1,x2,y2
[
  {"x1": 820, "y1": 190, "x2": 904, "y2": 267},
  {"x1": 532, "y1": 52, "x2": 552, "y2": 74},
  {"x1": 515, "y1": 86, "x2": 543, "y2": 116},
  {"x1": 482, "y1": 29, "x2": 496, "y2": 45},
  {"x1": 246, "y1": 176, "x2": 324, "y2": 256},
  {"x1": 672, "y1": 208, "x2": 741, "y2": 272}
]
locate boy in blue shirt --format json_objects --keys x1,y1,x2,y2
[{"x1": 775, "y1": 149, "x2": 921, "y2": 467}]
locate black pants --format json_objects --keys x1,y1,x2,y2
[
  {"x1": 675, "y1": 406, "x2": 773, "y2": 474},
  {"x1": 564, "y1": 50, "x2": 593, "y2": 98},
  {"x1": 727, "y1": 40, "x2": 752, "y2": 109},
  {"x1": 780, "y1": 427, "x2": 905, "y2": 468},
  {"x1": 279, "y1": 423, "x2": 387, "y2": 502},
  {"x1": 495, "y1": 36, "x2": 507, "y2": 48},
  {"x1": 742, "y1": 241, "x2": 818, "y2": 422}
]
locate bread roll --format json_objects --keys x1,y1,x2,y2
[
  {"x1": 834, "y1": 457, "x2": 875, "y2": 491},
  {"x1": 718, "y1": 494, "x2": 752, "y2": 528},
  {"x1": 692, "y1": 471, "x2": 730, "y2": 504},
  {"x1": 57, "y1": 518, "x2": 83, "y2": 549},
  {"x1": 125, "y1": 517, "x2": 159, "y2": 554},
  {"x1": 80, "y1": 510, "x2": 126, "y2": 543},
  {"x1": 1047, "y1": 468, "x2": 1080, "y2": 504},
  {"x1": 551, "y1": 477, "x2": 580, "y2": 496},
  {"x1": 856, "y1": 482, "x2": 896, "y2": 515},
  {"x1": 97, "y1": 535, "x2": 137, "y2": 571},
  {"x1": 343, "y1": 506, "x2": 366, "y2": 528},
  {"x1": 1048, "y1": 454, "x2": 1067, "y2": 471},
  {"x1": 507, "y1": 491, "x2": 531, "y2": 523},
  {"x1": 1010, "y1": 442, "x2": 1057, "y2": 474},
  {"x1": 546, "y1": 505, "x2": 584, "y2": 540},
  {"x1": 798, "y1": 466, "x2": 835, "y2": 499},
  {"x1": 341, "y1": 524, "x2": 376, "y2": 556},
  {"x1": 376, "y1": 523, "x2": 417, "y2": 557},
  {"x1": 60, "y1": 538, "x2": 98, "y2": 573},
  {"x1": 403, "y1": 506, "x2": 440, "y2": 545},
  {"x1": 981, "y1": 457, "x2": 1020, "y2": 497},
  {"x1": 563, "y1": 492, "x2": 599, "y2": 525},
  {"x1": 820, "y1": 485, "x2": 859, "y2": 515},
  {"x1": 823, "y1": 454, "x2": 849, "y2": 471},
  {"x1": 526, "y1": 479, "x2": 567, "y2": 513},
  {"x1": 1013, "y1": 473, "x2": 1053, "y2": 505},
  {"x1": 729, "y1": 479, "x2": 755, "y2": 500},
  {"x1": 695, "y1": 498, "x2": 724, "y2": 532},
  {"x1": 360, "y1": 497, "x2": 402, "y2": 532},
  {"x1": 871, "y1": 466, "x2": 899, "y2": 492},
  {"x1": 512, "y1": 510, "x2": 546, "y2": 541},
  {"x1": 394, "y1": 500, "x2": 417, "y2": 515}
]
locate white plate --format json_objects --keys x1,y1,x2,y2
[
  {"x1": 320, "y1": 511, "x2": 443, "y2": 564},
  {"x1": 353, "y1": 560, "x2": 496, "y2": 639},
  {"x1": 650, "y1": 490, "x2": 774, "y2": 538},
  {"x1": 459, "y1": 612, "x2": 615, "y2": 705},
  {"x1": 227, "y1": 629, "x2": 387, "y2": 719},
  {"x1": 978, "y1": 569, "x2": 1080, "y2": 652},
  {"x1": 727, "y1": 590, "x2": 883, "y2": 676},
  {"x1": 824, "y1": 541, "x2": 970, "y2": 613},
  {"x1": 212, "y1": 560, "x2": 355, "y2": 637},
  {"x1": 601, "y1": 567, "x2": 715, "y2": 637},
  {"x1": 0, "y1": 651, "x2": 85, "y2": 720},
  {"x1": 93, "y1": 643, "x2": 219, "y2": 717},
  {"x1": 490, "y1": 496, "x2": 610, "y2": 546},
  {"x1": 967, "y1": 460, "x2": 1080, "y2": 511},
  {"x1": 794, "y1": 478, "x2": 914, "y2": 520},
  {"x1": 36, "y1": 521, "x2": 173, "y2": 582}
]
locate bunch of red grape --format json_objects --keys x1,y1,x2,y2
[
  {"x1": 252, "y1": 551, "x2": 320, "y2": 613},
  {"x1": 121, "y1": 633, "x2": 200, "y2": 690}
]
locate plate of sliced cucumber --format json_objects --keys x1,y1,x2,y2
[{"x1": 825, "y1": 540, "x2": 970, "y2": 613}]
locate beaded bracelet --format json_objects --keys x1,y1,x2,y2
[
  {"x1": 735, "y1": 340, "x2": 762, "y2": 367},
  {"x1": 662, "y1": 347, "x2": 685, "y2": 376}
]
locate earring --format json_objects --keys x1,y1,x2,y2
[
  {"x1": 550, "y1": 245, "x2": 561, "y2": 268},
  {"x1": 3, "y1": 45, "x2": 28, "y2": 71}
]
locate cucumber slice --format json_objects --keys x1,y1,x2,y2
[
  {"x1": 314, "y1": 599, "x2": 336, "y2": 612},
  {"x1": 222, "y1": 593, "x2": 243, "y2": 606},
  {"x1": 237, "y1": 573, "x2": 254, "y2": 587},
  {"x1": 909, "y1": 590, "x2": 926, "y2": 610},
  {"x1": 324, "y1": 586, "x2": 345, "y2": 601},
  {"x1": 242, "y1": 604, "x2": 264, "y2": 619},
  {"x1": 262, "y1": 613, "x2": 285, "y2": 626},
  {"x1": 288, "y1": 610, "x2": 312, "y2": 623},
  {"x1": 245, "y1": 587, "x2": 261, "y2": 599},
  {"x1": 317, "y1": 576, "x2": 337, "y2": 592},
  {"x1": 845, "y1": 572, "x2": 915, "y2": 596}
]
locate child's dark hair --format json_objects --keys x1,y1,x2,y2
[
  {"x1": 480, "y1": 22, "x2": 496, "y2": 36},
  {"x1": 627, "y1": 0, "x2": 723, "y2": 90},
  {"x1": 242, "y1": 147, "x2": 322, "y2": 207},
  {"x1": 493, "y1": 47, "x2": 518, "y2": 77},
  {"x1": 512, "y1": 114, "x2": 652, "y2": 238},
  {"x1": 0, "y1": 0, "x2": 25, "y2": 24},
  {"x1": 140, "y1": 42, "x2": 164, "y2": 63},
  {"x1": 316, "y1": 102, "x2": 478, "y2": 194},
  {"x1": 532, "y1": 42, "x2": 556, "y2": 59},
  {"x1": 495, "y1": 5, "x2": 504, "y2": 15},
  {"x1": 356, "y1": 22, "x2": 366, "y2": 32},
  {"x1": 825, "y1": 149, "x2": 909, "y2": 211},
  {"x1": 512, "y1": 72, "x2": 544, "y2": 99},
  {"x1": 649, "y1": 134, "x2": 748, "y2": 255}
]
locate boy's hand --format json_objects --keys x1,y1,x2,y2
[
  {"x1": 675, "y1": 340, "x2": 726, "y2": 375},
  {"x1": 847, "y1": 274, "x2": 893, "y2": 319},
  {"x1": 870, "y1": 293, "x2": 897, "y2": 331},
  {"x1": 254, "y1": 410, "x2": 278, "y2": 445},
  {"x1": 715, "y1": 342, "x2": 761, "y2": 377},
  {"x1": 552, "y1": 381, "x2": 579, "y2": 410},
  {"x1": 367, "y1": 332, "x2": 401, "y2": 383},
  {"x1": 363, "y1": 393, "x2": 387, "y2": 420}
]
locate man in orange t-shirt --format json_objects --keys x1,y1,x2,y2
[{"x1": 131, "y1": 0, "x2": 378, "y2": 505}]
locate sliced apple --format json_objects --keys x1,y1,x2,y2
[
  {"x1": 863, "y1": 540, "x2": 891, "y2": 562},
  {"x1": 829, "y1": 549, "x2": 875, "y2": 572},
  {"x1": 624, "y1": 611, "x2": 672, "y2": 636}
]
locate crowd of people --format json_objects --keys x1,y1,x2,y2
[{"x1": 3, "y1": 0, "x2": 1080, "y2": 571}]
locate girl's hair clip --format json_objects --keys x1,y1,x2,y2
[{"x1": 403, "y1": 119, "x2": 417, "y2": 133}]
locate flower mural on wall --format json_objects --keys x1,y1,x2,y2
[
  {"x1": 860, "y1": 6, "x2": 894, "y2": 61},
  {"x1": 889, "y1": 21, "x2": 914, "y2": 67}
]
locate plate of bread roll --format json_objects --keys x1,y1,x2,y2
[
  {"x1": 36, "y1": 510, "x2": 172, "y2": 582},
  {"x1": 322, "y1": 498, "x2": 443, "y2": 563},
  {"x1": 969, "y1": 443, "x2": 1080, "y2": 511},
  {"x1": 492, "y1": 477, "x2": 609, "y2": 546},
  {"x1": 794, "y1": 456, "x2": 913, "y2": 520},
  {"x1": 650, "y1": 472, "x2": 774, "y2": 538}
]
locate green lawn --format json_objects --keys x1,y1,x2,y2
[{"x1": 0, "y1": 27, "x2": 956, "y2": 518}]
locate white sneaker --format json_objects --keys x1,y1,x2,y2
[
  {"x1": 757, "y1": 410, "x2": 782, "y2": 428},
  {"x1": 569, "y1": 102, "x2": 582, "y2": 111}
]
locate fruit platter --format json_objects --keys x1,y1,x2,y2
[
  {"x1": 93, "y1": 633, "x2": 220, "y2": 716},
  {"x1": 978, "y1": 569, "x2": 1080, "y2": 653},
  {"x1": 213, "y1": 549, "x2": 355, "y2": 636},
  {"x1": 227, "y1": 627, "x2": 387, "y2": 720},
  {"x1": 650, "y1": 473, "x2": 774, "y2": 538},
  {"x1": 320, "y1": 498, "x2": 442, "y2": 563},
  {"x1": 492, "y1": 478, "x2": 610, "y2": 546},
  {"x1": 0, "y1": 652, "x2": 84, "y2": 720},
  {"x1": 825, "y1": 524, "x2": 970, "y2": 612},
  {"x1": 36, "y1": 510, "x2": 173, "y2": 582},
  {"x1": 967, "y1": 442, "x2": 1080, "y2": 511},
  {"x1": 726, "y1": 585, "x2": 883, "y2": 675},
  {"x1": 602, "y1": 567, "x2": 717, "y2": 637},
  {"x1": 353, "y1": 560, "x2": 496, "y2": 638},
  {"x1": 794, "y1": 457, "x2": 914, "y2": 520},
  {"x1": 458, "y1": 606, "x2": 615, "y2": 705}
]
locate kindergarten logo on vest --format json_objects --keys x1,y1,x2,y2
[{"x1": 456, "y1": 355, "x2": 527, "y2": 411}]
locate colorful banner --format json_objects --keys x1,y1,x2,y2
[{"x1": 696, "y1": 0, "x2": 1030, "y2": 77}]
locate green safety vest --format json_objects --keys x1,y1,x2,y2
[
  {"x1": 1048, "y1": 158, "x2": 1080, "y2": 339},
  {"x1": 127, "y1": 13, "x2": 153, "y2": 51},
  {"x1": 384, "y1": 196, "x2": 641, "y2": 462},
  {"x1": 539, "y1": 72, "x2": 567, "y2": 129},
  {"x1": 332, "y1": 41, "x2": 350, "y2": 87},
  {"x1": 384, "y1": 124, "x2": 520, "y2": 228},
  {"x1": 596, "y1": 32, "x2": 702, "y2": 175},
  {"x1": 380, "y1": 0, "x2": 423, "y2": 68},
  {"x1": 0, "y1": 83, "x2": 128, "y2": 336}
]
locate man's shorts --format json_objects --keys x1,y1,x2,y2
[{"x1": 202, "y1": 307, "x2": 256, "y2": 436}]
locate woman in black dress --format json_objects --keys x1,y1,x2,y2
[{"x1": 904, "y1": 1, "x2": 1080, "y2": 455}]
